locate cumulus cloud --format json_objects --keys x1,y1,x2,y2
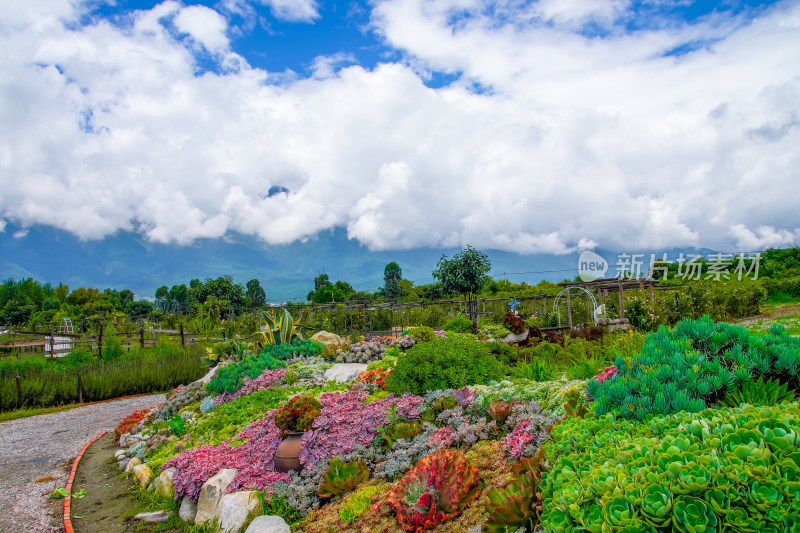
[
  {"x1": 174, "y1": 5, "x2": 230, "y2": 52},
  {"x1": 256, "y1": 0, "x2": 320, "y2": 22},
  {"x1": 0, "y1": 0, "x2": 798, "y2": 255}
]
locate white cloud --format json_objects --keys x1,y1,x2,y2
[
  {"x1": 730, "y1": 225, "x2": 800, "y2": 251},
  {"x1": 0, "y1": 219, "x2": 5, "y2": 233},
  {"x1": 0, "y1": 0, "x2": 798, "y2": 255},
  {"x1": 13, "y1": 230, "x2": 28, "y2": 239},
  {"x1": 256, "y1": 0, "x2": 320, "y2": 22},
  {"x1": 173, "y1": 5, "x2": 230, "y2": 52}
]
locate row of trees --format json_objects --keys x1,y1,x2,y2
[{"x1": 154, "y1": 277, "x2": 266, "y2": 313}]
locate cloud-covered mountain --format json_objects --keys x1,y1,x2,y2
[{"x1": 0, "y1": 225, "x2": 583, "y2": 302}]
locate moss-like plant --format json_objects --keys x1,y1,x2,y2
[
  {"x1": 339, "y1": 486, "x2": 378, "y2": 524},
  {"x1": 317, "y1": 457, "x2": 370, "y2": 498},
  {"x1": 386, "y1": 448, "x2": 481, "y2": 532}
]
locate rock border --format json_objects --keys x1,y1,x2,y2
[{"x1": 63, "y1": 430, "x2": 107, "y2": 533}]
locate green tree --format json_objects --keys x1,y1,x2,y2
[
  {"x1": 246, "y1": 279, "x2": 266, "y2": 307},
  {"x1": 432, "y1": 246, "x2": 491, "y2": 319},
  {"x1": 383, "y1": 262, "x2": 403, "y2": 300}
]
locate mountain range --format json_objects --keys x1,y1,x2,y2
[{"x1": 0, "y1": 224, "x2": 592, "y2": 302}]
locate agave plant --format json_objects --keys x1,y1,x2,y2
[
  {"x1": 386, "y1": 449, "x2": 480, "y2": 532},
  {"x1": 262, "y1": 308, "x2": 301, "y2": 346},
  {"x1": 720, "y1": 376, "x2": 796, "y2": 408},
  {"x1": 317, "y1": 457, "x2": 370, "y2": 498}
]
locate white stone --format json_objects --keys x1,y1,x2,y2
[
  {"x1": 501, "y1": 330, "x2": 528, "y2": 344},
  {"x1": 218, "y1": 491, "x2": 261, "y2": 533},
  {"x1": 195, "y1": 468, "x2": 238, "y2": 525},
  {"x1": 198, "y1": 364, "x2": 223, "y2": 385},
  {"x1": 114, "y1": 449, "x2": 126, "y2": 460},
  {"x1": 310, "y1": 331, "x2": 341, "y2": 346},
  {"x1": 179, "y1": 496, "x2": 197, "y2": 522},
  {"x1": 124, "y1": 457, "x2": 141, "y2": 473},
  {"x1": 155, "y1": 468, "x2": 175, "y2": 499},
  {"x1": 323, "y1": 363, "x2": 368, "y2": 382},
  {"x1": 133, "y1": 464, "x2": 154, "y2": 487},
  {"x1": 134, "y1": 510, "x2": 172, "y2": 523},
  {"x1": 244, "y1": 515, "x2": 291, "y2": 533}
]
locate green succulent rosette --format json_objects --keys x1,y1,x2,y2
[
  {"x1": 673, "y1": 495, "x2": 719, "y2": 533},
  {"x1": 639, "y1": 485, "x2": 673, "y2": 528}
]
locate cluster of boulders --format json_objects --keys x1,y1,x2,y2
[{"x1": 115, "y1": 411, "x2": 290, "y2": 531}]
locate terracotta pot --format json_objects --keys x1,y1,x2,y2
[{"x1": 274, "y1": 432, "x2": 304, "y2": 473}]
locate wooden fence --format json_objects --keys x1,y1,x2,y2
[{"x1": 0, "y1": 325, "x2": 231, "y2": 359}]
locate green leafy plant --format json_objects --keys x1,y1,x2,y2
[
  {"x1": 442, "y1": 314, "x2": 475, "y2": 334},
  {"x1": 386, "y1": 448, "x2": 481, "y2": 532},
  {"x1": 274, "y1": 395, "x2": 321, "y2": 436},
  {"x1": 513, "y1": 359, "x2": 556, "y2": 382},
  {"x1": 407, "y1": 327, "x2": 435, "y2": 343},
  {"x1": 384, "y1": 336, "x2": 505, "y2": 395},
  {"x1": 317, "y1": 457, "x2": 370, "y2": 498},
  {"x1": 168, "y1": 414, "x2": 185, "y2": 437},
  {"x1": 720, "y1": 375, "x2": 796, "y2": 407}
]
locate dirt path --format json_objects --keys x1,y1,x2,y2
[
  {"x1": 0, "y1": 394, "x2": 165, "y2": 533},
  {"x1": 69, "y1": 432, "x2": 178, "y2": 533},
  {"x1": 736, "y1": 303, "x2": 800, "y2": 326}
]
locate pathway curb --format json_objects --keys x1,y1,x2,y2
[{"x1": 63, "y1": 431, "x2": 107, "y2": 533}]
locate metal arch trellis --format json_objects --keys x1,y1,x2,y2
[{"x1": 552, "y1": 286, "x2": 599, "y2": 328}]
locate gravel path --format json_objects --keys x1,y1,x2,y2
[{"x1": 0, "y1": 394, "x2": 165, "y2": 533}]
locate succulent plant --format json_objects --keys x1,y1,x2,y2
[
  {"x1": 673, "y1": 495, "x2": 718, "y2": 533},
  {"x1": 432, "y1": 396, "x2": 460, "y2": 413},
  {"x1": 274, "y1": 395, "x2": 321, "y2": 436},
  {"x1": 386, "y1": 448, "x2": 480, "y2": 532},
  {"x1": 317, "y1": 457, "x2": 369, "y2": 498},
  {"x1": 262, "y1": 308, "x2": 301, "y2": 346},
  {"x1": 339, "y1": 485, "x2": 378, "y2": 524},
  {"x1": 453, "y1": 387, "x2": 475, "y2": 408},
  {"x1": 563, "y1": 389, "x2": 587, "y2": 418},
  {"x1": 484, "y1": 449, "x2": 546, "y2": 533},
  {"x1": 384, "y1": 420, "x2": 424, "y2": 449},
  {"x1": 487, "y1": 400, "x2": 514, "y2": 424},
  {"x1": 721, "y1": 376, "x2": 796, "y2": 408}
]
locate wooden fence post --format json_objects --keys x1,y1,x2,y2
[
  {"x1": 77, "y1": 371, "x2": 83, "y2": 403},
  {"x1": 16, "y1": 373, "x2": 22, "y2": 408},
  {"x1": 618, "y1": 279, "x2": 625, "y2": 319},
  {"x1": 98, "y1": 323, "x2": 104, "y2": 359},
  {"x1": 180, "y1": 324, "x2": 185, "y2": 347},
  {"x1": 140, "y1": 326, "x2": 145, "y2": 349},
  {"x1": 49, "y1": 324, "x2": 56, "y2": 359}
]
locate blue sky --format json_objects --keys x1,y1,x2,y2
[{"x1": 0, "y1": 0, "x2": 798, "y2": 257}]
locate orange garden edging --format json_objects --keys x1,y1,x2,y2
[{"x1": 63, "y1": 431, "x2": 107, "y2": 533}]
